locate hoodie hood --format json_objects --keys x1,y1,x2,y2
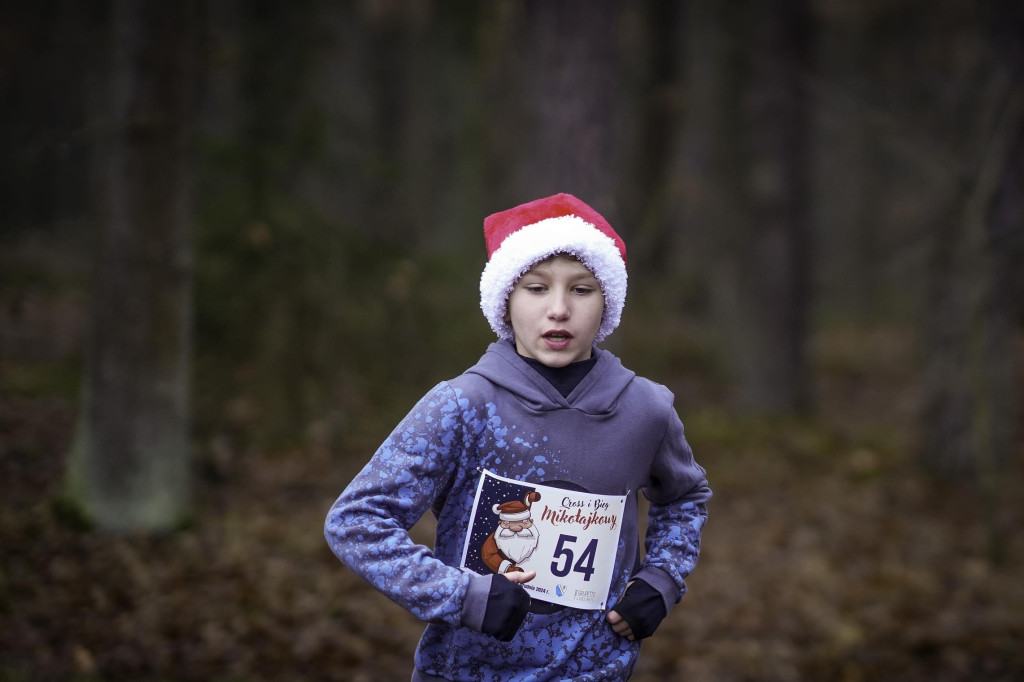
[{"x1": 465, "y1": 341, "x2": 635, "y2": 416}]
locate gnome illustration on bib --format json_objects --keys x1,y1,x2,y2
[{"x1": 481, "y1": 491, "x2": 542, "y2": 574}]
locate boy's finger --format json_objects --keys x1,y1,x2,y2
[
  {"x1": 504, "y1": 570, "x2": 537, "y2": 584},
  {"x1": 606, "y1": 610, "x2": 635, "y2": 640}
]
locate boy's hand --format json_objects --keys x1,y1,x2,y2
[
  {"x1": 606, "y1": 579, "x2": 636, "y2": 640},
  {"x1": 481, "y1": 571, "x2": 535, "y2": 641},
  {"x1": 504, "y1": 569, "x2": 537, "y2": 584},
  {"x1": 606, "y1": 609, "x2": 635, "y2": 640},
  {"x1": 605, "y1": 579, "x2": 666, "y2": 641}
]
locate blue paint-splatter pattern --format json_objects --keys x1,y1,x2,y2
[{"x1": 325, "y1": 372, "x2": 709, "y2": 681}]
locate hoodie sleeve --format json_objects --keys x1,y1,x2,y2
[
  {"x1": 634, "y1": 389, "x2": 712, "y2": 614},
  {"x1": 324, "y1": 382, "x2": 472, "y2": 626}
]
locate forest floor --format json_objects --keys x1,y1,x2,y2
[{"x1": 2, "y1": 325, "x2": 1024, "y2": 682}]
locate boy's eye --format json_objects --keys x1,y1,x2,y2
[
  {"x1": 572, "y1": 286, "x2": 595, "y2": 295},
  {"x1": 525, "y1": 285, "x2": 546, "y2": 294}
]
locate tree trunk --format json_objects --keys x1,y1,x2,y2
[
  {"x1": 517, "y1": 0, "x2": 625, "y2": 222},
  {"x1": 920, "y1": 92, "x2": 1023, "y2": 479},
  {"x1": 626, "y1": 0, "x2": 689, "y2": 283},
  {"x1": 694, "y1": 0, "x2": 813, "y2": 413},
  {"x1": 920, "y1": 0, "x2": 1024, "y2": 481},
  {"x1": 66, "y1": 0, "x2": 197, "y2": 532},
  {"x1": 677, "y1": 0, "x2": 741, "y2": 305},
  {"x1": 740, "y1": 0, "x2": 812, "y2": 412},
  {"x1": 984, "y1": 115, "x2": 1023, "y2": 473},
  {"x1": 812, "y1": 8, "x2": 887, "y2": 322}
]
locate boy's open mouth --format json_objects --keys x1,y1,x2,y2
[{"x1": 543, "y1": 330, "x2": 573, "y2": 342}]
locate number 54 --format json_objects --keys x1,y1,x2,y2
[{"x1": 550, "y1": 534, "x2": 598, "y2": 581}]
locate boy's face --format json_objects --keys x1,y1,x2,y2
[{"x1": 506, "y1": 255, "x2": 604, "y2": 367}]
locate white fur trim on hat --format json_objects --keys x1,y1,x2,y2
[{"x1": 479, "y1": 215, "x2": 627, "y2": 342}]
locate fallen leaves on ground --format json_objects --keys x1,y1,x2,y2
[{"x1": 1, "y1": 382, "x2": 1022, "y2": 682}]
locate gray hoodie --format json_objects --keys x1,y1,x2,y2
[{"x1": 325, "y1": 341, "x2": 711, "y2": 681}]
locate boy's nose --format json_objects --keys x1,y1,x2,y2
[{"x1": 548, "y1": 292, "x2": 570, "y2": 319}]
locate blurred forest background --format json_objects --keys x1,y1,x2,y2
[{"x1": 2, "y1": 0, "x2": 1023, "y2": 680}]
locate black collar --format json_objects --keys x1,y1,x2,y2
[{"x1": 513, "y1": 342, "x2": 598, "y2": 398}]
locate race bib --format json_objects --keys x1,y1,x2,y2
[{"x1": 460, "y1": 470, "x2": 627, "y2": 610}]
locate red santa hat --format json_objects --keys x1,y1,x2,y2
[
  {"x1": 479, "y1": 193, "x2": 627, "y2": 343},
  {"x1": 492, "y1": 491, "x2": 542, "y2": 522}
]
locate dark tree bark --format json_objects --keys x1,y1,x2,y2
[
  {"x1": 920, "y1": 0, "x2": 1024, "y2": 480},
  {"x1": 980, "y1": 0, "x2": 1024, "y2": 475},
  {"x1": 687, "y1": 0, "x2": 813, "y2": 412},
  {"x1": 984, "y1": 117, "x2": 1023, "y2": 472},
  {"x1": 737, "y1": 0, "x2": 812, "y2": 412},
  {"x1": 516, "y1": 0, "x2": 626, "y2": 222},
  {"x1": 920, "y1": 100, "x2": 1023, "y2": 479},
  {"x1": 625, "y1": 0, "x2": 689, "y2": 281},
  {"x1": 0, "y1": 3, "x2": 101, "y2": 237},
  {"x1": 812, "y1": 6, "x2": 889, "y2": 321},
  {"x1": 677, "y1": 0, "x2": 743, "y2": 311},
  {"x1": 66, "y1": 0, "x2": 198, "y2": 531}
]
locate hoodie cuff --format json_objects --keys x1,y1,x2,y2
[
  {"x1": 481, "y1": 574, "x2": 531, "y2": 641},
  {"x1": 613, "y1": 579, "x2": 667, "y2": 640},
  {"x1": 633, "y1": 565, "x2": 683, "y2": 614},
  {"x1": 461, "y1": 572, "x2": 493, "y2": 633}
]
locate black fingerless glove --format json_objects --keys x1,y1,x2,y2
[
  {"x1": 613, "y1": 579, "x2": 667, "y2": 640},
  {"x1": 481, "y1": 574, "x2": 531, "y2": 641}
]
